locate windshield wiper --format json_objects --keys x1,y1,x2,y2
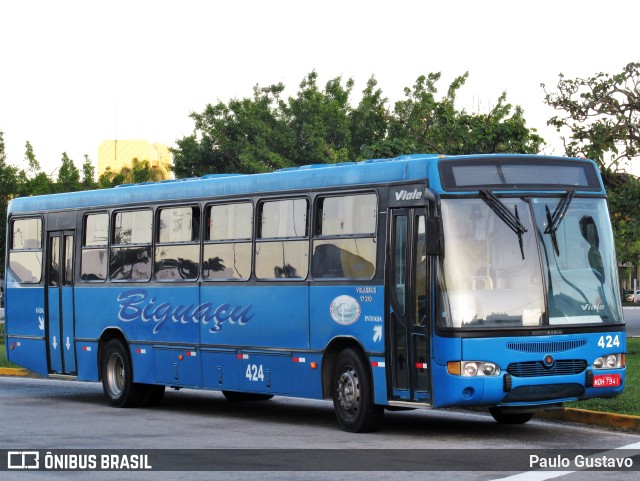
[
  {"x1": 544, "y1": 189, "x2": 575, "y2": 255},
  {"x1": 480, "y1": 189, "x2": 528, "y2": 260}
]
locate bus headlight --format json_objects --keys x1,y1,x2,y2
[
  {"x1": 592, "y1": 353, "x2": 624, "y2": 369},
  {"x1": 448, "y1": 361, "x2": 501, "y2": 377}
]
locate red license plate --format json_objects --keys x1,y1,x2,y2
[{"x1": 592, "y1": 374, "x2": 621, "y2": 387}]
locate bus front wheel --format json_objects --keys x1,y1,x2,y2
[
  {"x1": 101, "y1": 339, "x2": 145, "y2": 407},
  {"x1": 332, "y1": 348, "x2": 383, "y2": 433},
  {"x1": 489, "y1": 408, "x2": 534, "y2": 424}
]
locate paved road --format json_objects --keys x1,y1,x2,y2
[{"x1": 1, "y1": 377, "x2": 639, "y2": 481}]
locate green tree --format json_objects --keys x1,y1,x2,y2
[
  {"x1": 173, "y1": 71, "x2": 544, "y2": 177},
  {"x1": 543, "y1": 63, "x2": 640, "y2": 266},
  {"x1": 81, "y1": 154, "x2": 98, "y2": 190},
  {"x1": 285, "y1": 72, "x2": 354, "y2": 164},
  {"x1": 178, "y1": 82, "x2": 293, "y2": 175},
  {"x1": 543, "y1": 62, "x2": 640, "y2": 175},
  {"x1": 17, "y1": 141, "x2": 53, "y2": 196},
  {"x1": 0, "y1": 129, "x2": 20, "y2": 267},
  {"x1": 606, "y1": 173, "x2": 640, "y2": 265},
  {"x1": 24, "y1": 141, "x2": 41, "y2": 177},
  {"x1": 56, "y1": 152, "x2": 81, "y2": 193},
  {"x1": 350, "y1": 76, "x2": 388, "y2": 158},
  {"x1": 98, "y1": 158, "x2": 162, "y2": 188},
  {"x1": 363, "y1": 72, "x2": 544, "y2": 158}
]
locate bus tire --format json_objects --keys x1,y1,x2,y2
[
  {"x1": 489, "y1": 408, "x2": 534, "y2": 424},
  {"x1": 332, "y1": 348, "x2": 383, "y2": 433},
  {"x1": 222, "y1": 391, "x2": 274, "y2": 402},
  {"x1": 101, "y1": 339, "x2": 145, "y2": 408}
]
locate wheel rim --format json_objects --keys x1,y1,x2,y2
[
  {"x1": 106, "y1": 352, "x2": 125, "y2": 397},
  {"x1": 337, "y1": 366, "x2": 360, "y2": 417}
]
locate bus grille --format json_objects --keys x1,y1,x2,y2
[
  {"x1": 506, "y1": 339, "x2": 587, "y2": 353},
  {"x1": 507, "y1": 360, "x2": 587, "y2": 377},
  {"x1": 502, "y1": 383, "x2": 584, "y2": 402}
]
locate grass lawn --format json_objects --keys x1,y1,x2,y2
[{"x1": 0, "y1": 322, "x2": 21, "y2": 368}]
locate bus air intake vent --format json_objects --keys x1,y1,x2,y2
[
  {"x1": 507, "y1": 360, "x2": 587, "y2": 377},
  {"x1": 506, "y1": 339, "x2": 587, "y2": 353}
]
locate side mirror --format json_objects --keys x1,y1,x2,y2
[{"x1": 425, "y1": 217, "x2": 442, "y2": 256}]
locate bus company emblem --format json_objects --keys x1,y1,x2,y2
[
  {"x1": 395, "y1": 188, "x2": 423, "y2": 201},
  {"x1": 330, "y1": 295, "x2": 361, "y2": 325},
  {"x1": 116, "y1": 289, "x2": 253, "y2": 334}
]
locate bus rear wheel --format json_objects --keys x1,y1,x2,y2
[
  {"x1": 332, "y1": 348, "x2": 383, "y2": 433},
  {"x1": 101, "y1": 339, "x2": 145, "y2": 407},
  {"x1": 489, "y1": 408, "x2": 534, "y2": 424}
]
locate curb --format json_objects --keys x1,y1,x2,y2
[
  {"x1": 537, "y1": 408, "x2": 640, "y2": 432},
  {"x1": 0, "y1": 367, "x2": 29, "y2": 376}
]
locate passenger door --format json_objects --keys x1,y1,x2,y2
[
  {"x1": 388, "y1": 208, "x2": 431, "y2": 402},
  {"x1": 46, "y1": 231, "x2": 77, "y2": 374}
]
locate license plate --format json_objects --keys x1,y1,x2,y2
[{"x1": 592, "y1": 374, "x2": 621, "y2": 387}]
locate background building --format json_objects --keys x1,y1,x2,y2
[{"x1": 97, "y1": 140, "x2": 172, "y2": 180}]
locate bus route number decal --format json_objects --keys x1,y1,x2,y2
[
  {"x1": 597, "y1": 335, "x2": 620, "y2": 349},
  {"x1": 246, "y1": 364, "x2": 265, "y2": 382}
]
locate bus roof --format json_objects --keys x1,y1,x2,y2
[{"x1": 8, "y1": 154, "x2": 604, "y2": 214}]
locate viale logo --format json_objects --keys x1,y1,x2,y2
[
  {"x1": 395, "y1": 188, "x2": 423, "y2": 201},
  {"x1": 581, "y1": 303, "x2": 604, "y2": 311}
]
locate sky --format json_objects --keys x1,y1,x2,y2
[{"x1": 1, "y1": 0, "x2": 639, "y2": 177}]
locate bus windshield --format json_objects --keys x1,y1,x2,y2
[{"x1": 439, "y1": 196, "x2": 622, "y2": 329}]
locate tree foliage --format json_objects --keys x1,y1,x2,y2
[
  {"x1": 543, "y1": 62, "x2": 640, "y2": 175},
  {"x1": 0, "y1": 130, "x2": 19, "y2": 268},
  {"x1": 82, "y1": 155, "x2": 98, "y2": 190},
  {"x1": 606, "y1": 173, "x2": 640, "y2": 265},
  {"x1": 172, "y1": 71, "x2": 543, "y2": 176},
  {"x1": 98, "y1": 158, "x2": 163, "y2": 188},
  {"x1": 56, "y1": 152, "x2": 82, "y2": 193},
  {"x1": 364, "y1": 72, "x2": 543, "y2": 158},
  {"x1": 544, "y1": 62, "x2": 640, "y2": 266}
]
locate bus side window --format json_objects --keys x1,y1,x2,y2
[
  {"x1": 203, "y1": 202, "x2": 252, "y2": 281},
  {"x1": 81, "y1": 212, "x2": 108, "y2": 281},
  {"x1": 8, "y1": 217, "x2": 43, "y2": 284},
  {"x1": 255, "y1": 198, "x2": 308, "y2": 280},
  {"x1": 154, "y1": 206, "x2": 200, "y2": 281},
  {"x1": 311, "y1": 193, "x2": 377, "y2": 280},
  {"x1": 110, "y1": 209, "x2": 152, "y2": 281}
]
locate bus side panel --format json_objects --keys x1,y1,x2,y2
[
  {"x1": 6, "y1": 338, "x2": 48, "y2": 376},
  {"x1": 129, "y1": 343, "x2": 156, "y2": 384},
  {"x1": 200, "y1": 285, "x2": 309, "y2": 396},
  {"x1": 369, "y1": 356, "x2": 388, "y2": 405},
  {"x1": 5, "y1": 285, "x2": 45, "y2": 338},
  {"x1": 309, "y1": 285, "x2": 385, "y2": 353},
  {"x1": 5, "y1": 283, "x2": 48, "y2": 375},
  {"x1": 75, "y1": 341, "x2": 99, "y2": 381},
  {"x1": 292, "y1": 352, "x2": 323, "y2": 399},
  {"x1": 154, "y1": 346, "x2": 202, "y2": 387},
  {"x1": 201, "y1": 349, "x2": 238, "y2": 390},
  {"x1": 199, "y1": 285, "x2": 310, "y2": 349},
  {"x1": 430, "y1": 335, "x2": 464, "y2": 408}
]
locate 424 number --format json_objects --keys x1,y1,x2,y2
[
  {"x1": 597, "y1": 335, "x2": 621, "y2": 349},
  {"x1": 245, "y1": 364, "x2": 265, "y2": 382}
]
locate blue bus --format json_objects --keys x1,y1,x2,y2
[{"x1": 4, "y1": 154, "x2": 625, "y2": 432}]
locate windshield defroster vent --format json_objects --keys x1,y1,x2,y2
[{"x1": 506, "y1": 339, "x2": 587, "y2": 353}]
